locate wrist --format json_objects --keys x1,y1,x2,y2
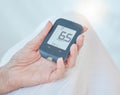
[
  {"x1": 0, "y1": 65, "x2": 19, "y2": 94},
  {"x1": 0, "y1": 66, "x2": 10, "y2": 94}
]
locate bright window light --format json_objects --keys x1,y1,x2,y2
[{"x1": 76, "y1": 0, "x2": 107, "y2": 24}]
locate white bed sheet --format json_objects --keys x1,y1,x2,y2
[{"x1": 0, "y1": 13, "x2": 120, "y2": 95}]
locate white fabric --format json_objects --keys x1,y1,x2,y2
[{"x1": 1, "y1": 13, "x2": 120, "y2": 95}]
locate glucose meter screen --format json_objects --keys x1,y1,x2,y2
[{"x1": 47, "y1": 25, "x2": 76, "y2": 50}]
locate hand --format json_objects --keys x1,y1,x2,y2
[{"x1": 0, "y1": 21, "x2": 87, "y2": 94}]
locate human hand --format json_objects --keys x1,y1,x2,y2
[{"x1": 0, "y1": 21, "x2": 87, "y2": 94}]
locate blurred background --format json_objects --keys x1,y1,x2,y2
[{"x1": 0, "y1": 0, "x2": 120, "y2": 70}]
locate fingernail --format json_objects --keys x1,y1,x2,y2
[
  {"x1": 73, "y1": 44, "x2": 77, "y2": 52},
  {"x1": 80, "y1": 34, "x2": 84, "y2": 39},
  {"x1": 58, "y1": 57, "x2": 63, "y2": 62},
  {"x1": 83, "y1": 26, "x2": 88, "y2": 32},
  {"x1": 82, "y1": 34, "x2": 84, "y2": 38},
  {"x1": 47, "y1": 21, "x2": 53, "y2": 26}
]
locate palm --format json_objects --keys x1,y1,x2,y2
[{"x1": 10, "y1": 46, "x2": 57, "y2": 87}]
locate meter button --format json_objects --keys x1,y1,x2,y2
[
  {"x1": 47, "y1": 46, "x2": 51, "y2": 48},
  {"x1": 58, "y1": 50, "x2": 62, "y2": 53},
  {"x1": 47, "y1": 57, "x2": 52, "y2": 61}
]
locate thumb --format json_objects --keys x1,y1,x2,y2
[
  {"x1": 26, "y1": 21, "x2": 52, "y2": 50},
  {"x1": 49, "y1": 58, "x2": 65, "y2": 81}
]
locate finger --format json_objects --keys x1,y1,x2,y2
[
  {"x1": 66, "y1": 44, "x2": 78, "y2": 68},
  {"x1": 76, "y1": 26, "x2": 87, "y2": 49},
  {"x1": 26, "y1": 21, "x2": 52, "y2": 50},
  {"x1": 49, "y1": 58, "x2": 65, "y2": 81},
  {"x1": 82, "y1": 26, "x2": 88, "y2": 33},
  {"x1": 76, "y1": 34, "x2": 84, "y2": 51}
]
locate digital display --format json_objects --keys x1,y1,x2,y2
[{"x1": 47, "y1": 25, "x2": 76, "y2": 50}]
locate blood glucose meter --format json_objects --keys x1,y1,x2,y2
[{"x1": 39, "y1": 18, "x2": 83, "y2": 62}]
